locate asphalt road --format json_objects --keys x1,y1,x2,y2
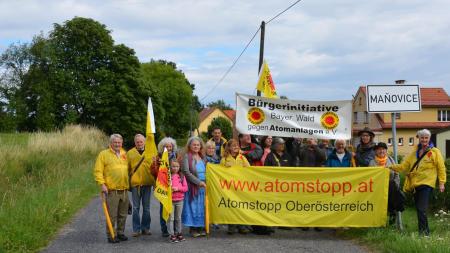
[{"x1": 42, "y1": 195, "x2": 368, "y2": 253}]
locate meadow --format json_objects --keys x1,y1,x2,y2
[{"x1": 0, "y1": 125, "x2": 107, "y2": 253}]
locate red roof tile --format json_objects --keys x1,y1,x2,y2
[
  {"x1": 199, "y1": 107, "x2": 215, "y2": 122},
  {"x1": 223, "y1": 110, "x2": 236, "y2": 121}
]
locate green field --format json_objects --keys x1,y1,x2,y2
[{"x1": 0, "y1": 126, "x2": 107, "y2": 253}]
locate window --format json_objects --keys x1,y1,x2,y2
[
  {"x1": 438, "y1": 110, "x2": 450, "y2": 121},
  {"x1": 409, "y1": 137, "x2": 414, "y2": 146},
  {"x1": 359, "y1": 97, "x2": 362, "y2": 106},
  {"x1": 388, "y1": 138, "x2": 393, "y2": 145},
  {"x1": 398, "y1": 137, "x2": 404, "y2": 146},
  {"x1": 395, "y1": 113, "x2": 401, "y2": 120},
  {"x1": 353, "y1": 112, "x2": 358, "y2": 124},
  {"x1": 364, "y1": 112, "x2": 369, "y2": 124}
]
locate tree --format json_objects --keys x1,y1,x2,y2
[
  {"x1": 140, "y1": 60, "x2": 198, "y2": 139},
  {"x1": 206, "y1": 116, "x2": 233, "y2": 140},
  {"x1": 207, "y1": 99, "x2": 232, "y2": 110}
]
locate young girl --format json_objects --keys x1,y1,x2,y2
[
  {"x1": 221, "y1": 139, "x2": 250, "y2": 168},
  {"x1": 168, "y1": 159, "x2": 188, "y2": 243},
  {"x1": 205, "y1": 140, "x2": 221, "y2": 164}
]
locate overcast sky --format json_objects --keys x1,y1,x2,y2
[{"x1": 1, "y1": 0, "x2": 449, "y2": 106}]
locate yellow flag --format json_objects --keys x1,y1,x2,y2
[
  {"x1": 144, "y1": 98, "x2": 158, "y2": 159},
  {"x1": 153, "y1": 148, "x2": 173, "y2": 221},
  {"x1": 256, "y1": 61, "x2": 278, "y2": 98}
]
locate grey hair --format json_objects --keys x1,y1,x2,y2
[
  {"x1": 205, "y1": 140, "x2": 215, "y2": 149},
  {"x1": 110, "y1": 134, "x2": 123, "y2": 143},
  {"x1": 134, "y1": 134, "x2": 145, "y2": 142},
  {"x1": 334, "y1": 139, "x2": 346, "y2": 148},
  {"x1": 185, "y1": 136, "x2": 205, "y2": 152},
  {"x1": 157, "y1": 137, "x2": 178, "y2": 153},
  {"x1": 417, "y1": 129, "x2": 431, "y2": 138}
]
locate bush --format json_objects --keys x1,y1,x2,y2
[{"x1": 206, "y1": 116, "x2": 233, "y2": 140}]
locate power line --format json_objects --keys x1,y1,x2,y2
[
  {"x1": 267, "y1": 0, "x2": 303, "y2": 24},
  {"x1": 200, "y1": 26, "x2": 261, "y2": 102},
  {"x1": 200, "y1": 0, "x2": 303, "y2": 102}
]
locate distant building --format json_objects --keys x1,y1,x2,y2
[
  {"x1": 352, "y1": 86, "x2": 450, "y2": 157},
  {"x1": 195, "y1": 107, "x2": 236, "y2": 138}
]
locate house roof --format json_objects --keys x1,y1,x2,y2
[
  {"x1": 198, "y1": 107, "x2": 236, "y2": 123},
  {"x1": 223, "y1": 110, "x2": 236, "y2": 121},
  {"x1": 374, "y1": 113, "x2": 450, "y2": 129},
  {"x1": 357, "y1": 86, "x2": 450, "y2": 107},
  {"x1": 199, "y1": 107, "x2": 216, "y2": 123}
]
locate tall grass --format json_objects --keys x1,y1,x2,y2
[
  {"x1": 339, "y1": 208, "x2": 450, "y2": 252},
  {"x1": 0, "y1": 125, "x2": 107, "y2": 253}
]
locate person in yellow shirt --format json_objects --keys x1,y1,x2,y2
[
  {"x1": 389, "y1": 129, "x2": 446, "y2": 236},
  {"x1": 127, "y1": 134, "x2": 155, "y2": 237},
  {"x1": 220, "y1": 139, "x2": 250, "y2": 168},
  {"x1": 94, "y1": 134, "x2": 129, "y2": 243},
  {"x1": 220, "y1": 139, "x2": 250, "y2": 235}
]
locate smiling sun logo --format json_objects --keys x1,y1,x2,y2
[
  {"x1": 321, "y1": 112, "x2": 339, "y2": 130},
  {"x1": 247, "y1": 107, "x2": 265, "y2": 125}
]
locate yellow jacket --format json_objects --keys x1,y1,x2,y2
[
  {"x1": 391, "y1": 147, "x2": 446, "y2": 189},
  {"x1": 127, "y1": 147, "x2": 155, "y2": 187},
  {"x1": 220, "y1": 154, "x2": 250, "y2": 167},
  {"x1": 94, "y1": 147, "x2": 129, "y2": 190}
]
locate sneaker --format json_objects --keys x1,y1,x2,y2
[
  {"x1": 177, "y1": 234, "x2": 186, "y2": 242},
  {"x1": 107, "y1": 237, "x2": 120, "y2": 243},
  {"x1": 117, "y1": 234, "x2": 128, "y2": 241},
  {"x1": 162, "y1": 232, "x2": 170, "y2": 237},
  {"x1": 200, "y1": 230, "x2": 207, "y2": 236},
  {"x1": 169, "y1": 235, "x2": 179, "y2": 243},
  {"x1": 314, "y1": 227, "x2": 323, "y2": 232},
  {"x1": 132, "y1": 232, "x2": 140, "y2": 237},
  {"x1": 192, "y1": 231, "x2": 201, "y2": 238},
  {"x1": 141, "y1": 230, "x2": 152, "y2": 236}
]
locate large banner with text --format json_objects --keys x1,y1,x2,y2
[
  {"x1": 236, "y1": 93, "x2": 352, "y2": 139},
  {"x1": 207, "y1": 164, "x2": 389, "y2": 227}
]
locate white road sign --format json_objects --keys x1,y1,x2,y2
[{"x1": 366, "y1": 85, "x2": 421, "y2": 113}]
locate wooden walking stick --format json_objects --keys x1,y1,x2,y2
[{"x1": 101, "y1": 192, "x2": 115, "y2": 240}]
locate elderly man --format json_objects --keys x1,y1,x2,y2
[
  {"x1": 94, "y1": 134, "x2": 129, "y2": 243},
  {"x1": 127, "y1": 134, "x2": 155, "y2": 237},
  {"x1": 326, "y1": 139, "x2": 353, "y2": 167}
]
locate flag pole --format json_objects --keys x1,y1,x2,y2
[
  {"x1": 257, "y1": 21, "x2": 265, "y2": 97},
  {"x1": 101, "y1": 192, "x2": 115, "y2": 240}
]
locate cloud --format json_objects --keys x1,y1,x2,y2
[{"x1": 1, "y1": 0, "x2": 449, "y2": 106}]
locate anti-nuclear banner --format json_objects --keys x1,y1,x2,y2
[
  {"x1": 207, "y1": 164, "x2": 389, "y2": 227},
  {"x1": 236, "y1": 93, "x2": 352, "y2": 139}
]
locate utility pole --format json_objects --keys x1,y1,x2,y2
[{"x1": 257, "y1": 21, "x2": 265, "y2": 97}]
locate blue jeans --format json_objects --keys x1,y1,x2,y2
[
  {"x1": 414, "y1": 185, "x2": 433, "y2": 235},
  {"x1": 131, "y1": 186, "x2": 152, "y2": 233},
  {"x1": 160, "y1": 203, "x2": 168, "y2": 234}
]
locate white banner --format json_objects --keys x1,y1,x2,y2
[{"x1": 236, "y1": 93, "x2": 352, "y2": 139}]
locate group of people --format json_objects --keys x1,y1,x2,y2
[{"x1": 93, "y1": 126, "x2": 446, "y2": 244}]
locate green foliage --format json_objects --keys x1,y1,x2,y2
[
  {"x1": 207, "y1": 99, "x2": 232, "y2": 110},
  {"x1": 140, "y1": 60, "x2": 197, "y2": 139},
  {"x1": 339, "y1": 208, "x2": 450, "y2": 253},
  {"x1": 0, "y1": 126, "x2": 106, "y2": 253},
  {"x1": 430, "y1": 158, "x2": 450, "y2": 210},
  {"x1": 206, "y1": 116, "x2": 233, "y2": 140}
]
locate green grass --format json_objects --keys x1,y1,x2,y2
[
  {"x1": 0, "y1": 125, "x2": 107, "y2": 253},
  {"x1": 339, "y1": 208, "x2": 450, "y2": 253}
]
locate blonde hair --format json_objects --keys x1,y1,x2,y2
[
  {"x1": 223, "y1": 139, "x2": 239, "y2": 158},
  {"x1": 205, "y1": 140, "x2": 216, "y2": 149}
]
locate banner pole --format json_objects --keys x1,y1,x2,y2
[{"x1": 257, "y1": 21, "x2": 265, "y2": 97}]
